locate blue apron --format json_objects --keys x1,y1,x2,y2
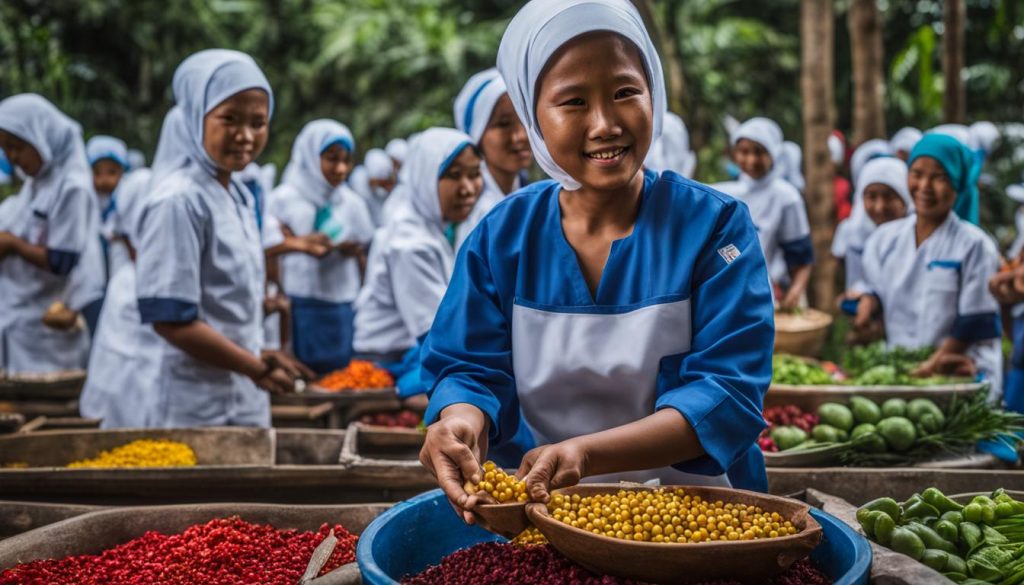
[
  {"x1": 1005, "y1": 317, "x2": 1024, "y2": 413},
  {"x1": 290, "y1": 295, "x2": 354, "y2": 375}
]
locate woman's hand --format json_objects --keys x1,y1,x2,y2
[
  {"x1": 989, "y1": 271, "x2": 1024, "y2": 305},
  {"x1": 0, "y1": 232, "x2": 15, "y2": 259},
  {"x1": 335, "y1": 240, "x2": 365, "y2": 258},
  {"x1": 250, "y1": 350, "x2": 314, "y2": 394},
  {"x1": 516, "y1": 439, "x2": 589, "y2": 503},
  {"x1": 298, "y1": 233, "x2": 331, "y2": 257},
  {"x1": 41, "y1": 302, "x2": 80, "y2": 330},
  {"x1": 419, "y1": 404, "x2": 488, "y2": 524},
  {"x1": 853, "y1": 294, "x2": 879, "y2": 331}
]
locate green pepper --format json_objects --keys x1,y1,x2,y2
[
  {"x1": 970, "y1": 496, "x2": 998, "y2": 524},
  {"x1": 903, "y1": 500, "x2": 941, "y2": 522},
  {"x1": 941, "y1": 510, "x2": 964, "y2": 525},
  {"x1": 964, "y1": 503, "x2": 984, "y2": 523},
  {"x1": 934, "y1": 519, "x2": 959, "y2": 543},
  {"x1": 922, "y1": 487, "x2": 964, "y2": 513},
  {"x1": 959, "y1": 522, "x2": 983, "y2": 554},
  {"x1": 905, "y1": 522, "x2": 958, "y2": 554},
  {"x1": 944, "y1": 554, "x2": 967, "y2": 575},
  {"x1": 966, "y1": 556, "x2": 1004, "y2": 582},
  {"x1": 890, "y1": 526, "x2": 926, "y2": 560},
  {"x1": 874, "y1": 513, "x2": 896, "y2": 546},
  {"x1": 921, "y1": 548, "x2": 948, "y2": 571},
  {"x1": 903, "y1": 494, "x2": 923, "y2": 509},
  {"x1": 857, "y1": 507, "x2": 876, "y2": 536},
  {"x1": 861, "y1": 497, "x2": 902, "y2": 523}
]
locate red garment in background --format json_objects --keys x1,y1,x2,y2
[{"x1": 834, "y1": 175, "x2": 852, "y2": 222}]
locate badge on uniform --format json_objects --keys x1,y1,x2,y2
[{"x1": 717, "y1": 244, "x2": 741, "y2": 264}]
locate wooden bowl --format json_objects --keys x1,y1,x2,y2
[
  {"x1": 473, "y1": 500, "x2": 530, "y2": 539},
  {"x1": 527, "y1": 484, "x2": 823, "y2": 585}
]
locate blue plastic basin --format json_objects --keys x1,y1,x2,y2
[{"x1": 358, "y1": 489, "x2": 871, "y2": 584}]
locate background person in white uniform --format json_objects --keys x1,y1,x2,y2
[{"x1": 135, "y1": 49, "x2": 311, "y2": 427}]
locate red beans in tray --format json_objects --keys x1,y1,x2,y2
[{"x1": 0, "y1": 517, "x2": 359, "y2": 585}]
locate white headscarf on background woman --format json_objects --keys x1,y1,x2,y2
[
  {"x1": 385, "y1": 138, "x2": 408, "y2": 165},
  {"x1": 86, "y1": 135, "x2": 129, "y2": 168},
  {"x1": 0, "y1": 93, "x2": 93, "y2": 204},
  {"x1": 496, "y1": 0, "x2": 666, "y2": 192},
  {"x1": 149, "y1": 106, "x2": 190, "y2": 183},
  {"x1": 279, "y1": 119, "x2": 355, "y2": 208},
  {"x1": 832, "y1": 156, "x2": 912, "y2": 258},
  {"x1": 779, "y1": 141, "x2": 805, "y2": 192},
  {"x1": 453, "y1": 68, "x2": 508, "y2": 144},
  {"x1": 729, "y1": 116, "x2": 785, "y2": 182},
  {"x1": 645, "y1": 112, "x2": 696, "y2": 179},
  {"x1": 889, "y1": 127, "x2": 922, "y2": 155},
  {"x1": 849, "y1": 138, "x2": 893, "y2": 186}
]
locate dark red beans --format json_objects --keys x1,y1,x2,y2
[
  {"x1": 402, "y1": 543, "x2": 832, "y2": 585},
  {"x1": 0, "y1": 517, "x2": 358, "y2": 585}
]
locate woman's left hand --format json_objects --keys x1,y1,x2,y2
[{"x1": 517, "y1": 439, "x2": 589, "y2": 503}]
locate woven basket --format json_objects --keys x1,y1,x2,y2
[{"x1": 774, "y1": 309, "x2": 833, "y2": 358}]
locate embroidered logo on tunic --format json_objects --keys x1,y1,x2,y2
[{"x1": 718, "y1": 244, "x2": 741, "y2": 264}]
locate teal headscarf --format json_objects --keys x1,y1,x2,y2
[{"x1": 909, "y1": 133, "x2": 979, "y2": 225}]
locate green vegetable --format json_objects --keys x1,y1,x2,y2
[
  {"x1": 964, "y1": 503, "x2": 984, "y2": 523},
  {"x1": 849, "y1": 396, "x2": 882, "y2": 425},
  {"x1": 811, "y1": 424, "x2": 843, "y2": 443},
  {"x1": 852, "y1": 431, "x2": 887, "y2": 453},
  {"x1": 919, "y1": 412, "x2": 946, "y2": 434},
  {"x1": 772, "y1": 355, "x2": 833, "y2": 385},
  {"x1": 850, "y1": 423, "x2": 876, "y2": 439},
  {"x1": 921, "y1": 548, "x2": 949, "y2": 570},
  {"x1": 877, "y1": 416, "x2": 917, "y2": 451},
  {"x1": 769, "y1": 426, "x2": 808, "y2": 451},
  {"x1": 874, "y1": 513, "x2": 896, "y2": 546},
  {"x1": 890, "y1": 526, "x2": 926, "y2": 560},
  {"x1": 881, "y1": 398, "x2": 908, "y2": 418},
  {"x1": 934, "y1": 520, "x2": 959, "y2": 543},
  {"x1": 907, "y1": 398, "x2": 944, "y2": 423},
  {"x1": 856, "y1": 507, "x2": 875, "y2": 536},
  {"x1": 861, "y1": 497, "x2": 901, "y2": 522},
  {"x1": 818, "y1": 403, "x2": 855, "y2": 432},
  {"x1": 944, "y1": 554, "x2": 967, "y2": 575},
  {"x1": 981, "y1": 524, "x2": 1008, "y2": 544},
  {"x1": 922, "y1": 487, "x2": 964, "y2": 513},
  {"x1": 905, "y1": 522, "x2": 958, "y2": 554},
  {"x1": 941, "y1": 510, "x2": 964, "y2": 525},
  {"x1": 854, "y1": 364, "x2": 900, "y2": 386},
  {"x1": 959, "y1": 522, "x2": 982, "y2": 553}
]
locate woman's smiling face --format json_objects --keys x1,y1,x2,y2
[{"x1": 535, "y1": 32, "x2": 653, "y2": 193}]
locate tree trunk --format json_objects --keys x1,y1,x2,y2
[
  {"x1": 630, "y1": 0, "x2": 688, "y2": 118},
  {"x1": 801, "y1": 0, "x2": 837, "y2": 311},
  {"x1": 848, "y1": 0, "x2": 887, "y2": 145},
  {"x1": 942, "y1": 0, "x2": 966, "y2": 123}
]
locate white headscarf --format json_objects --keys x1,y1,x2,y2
[
  {"x1": 836, "y1": 157, "x2": 913, "y2": 256},
  {"x1": 112, "y1": 167, "x2": 154, "y2": 244},
  {"x1": 400, "y1": 127, "x2": 474, "y2": 230},
  {"x1": 730, "y1": 117, "x2": 784, "y2": 167},
  {"x1": 364, "y1": 148, "x2": 394, "y2": 182},
  {"x1": 827, "y1": 134, "x2": 845, "y2": 166},
  {"x1": 496, "y1": 0, "x2": 666, "y2": 191},
  {"x1": 0, "y1": 93, "x2": 92, "y2": 198},
  {"x1": 169, "y1": 49, "x2": 274, "y2": 180},
  {"x1": 969, "y1": 121, "x2": 1000, "y2": 154},
  {"x1": 779, "y1": 141, "x2": 805, "y2": 191},
  {"x1": 127, "y1": 149, "x2": 146, "y2": 171},
  {"x1": 279, "y1": 119, "x2": 355, "y2": 207},
  {"x1": 454, "y1": 68, "x2": 508, "y2": 144},
  {"x1": 150, "y1": 106, "x2": 190, "y2": 182},
  {"x1": 849, "y1": 138, "x2": 893, "y2": 186},
  {"x1": 385, "y1": 138, "x2": 408, "y2": 164},
  {"x1": 928, "y1": 124, "x2": 971, "y2": 147},
  {"x1": 889, "y1": 127, "x2": 922, "y2": 155},
  {"x1": 86, "y1": 135, "x2": 129, "y2": 168},
  {"x1": 645, "y1": 112, "x2": 696, "y2": 179}
]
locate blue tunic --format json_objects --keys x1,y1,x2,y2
[{"x1": 422, "y1": 170, "x2": 775, "y2": 491}]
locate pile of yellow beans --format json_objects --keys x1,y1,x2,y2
[
  {"x1": 67, "y1": 439, "x2": 198, "y2": 468},
  {"x1": 465, "y1": 461, "x2": 529, "y2": 503},
  {"x1": 547, "y1": 488, "x2": 799, "y2": 544}
]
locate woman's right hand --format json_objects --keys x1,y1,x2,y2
[
  {"x1": 300, "y1": 233, "x2": 331, "y2": 257},
  {"x1": 419, "y1": 404, "x2": 489, "y2": 524}
]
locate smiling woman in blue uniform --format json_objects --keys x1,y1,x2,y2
[
  {"x1": 0, "y1": 94, "x2": 97, "y2": 374},
  {"x1": 418, "y1": 0, "x2": 774, "y2": 522},
  {"x1": 268, "y1": 119, "x2": 375, "y2": 374},
  {"x1": 855, "y1": 134, "x2": 1002, "y2": 397},
  {"x1": 353, "y1": 128, "x2": 483, "y2": 396},
  {"x1": 134, "y1": 49, "x2": 310, "y2": 428},
  {"x1": 713, "y1": 118, "x2": 813, "y2": 310},
  {"x1": 453, "y1": 68, "x2": 534, "y2": 250}
]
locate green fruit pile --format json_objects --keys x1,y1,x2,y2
[
  {"x1": 769, "y1": 396, "x2": 944, "y2": 455},
  {"x1": 859, "y1": 488, "x2": 1024, "y2": 583}
]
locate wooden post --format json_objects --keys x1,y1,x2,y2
[
  {"x1": 801, "y1": 0, "x2": 838, "y2": 310},
  {"x1": 848, "y1": 0, "x2": 887, "y2": 145},
  {"x1": 942, "y1": 0, "x2": 966, "y2": 124}
]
